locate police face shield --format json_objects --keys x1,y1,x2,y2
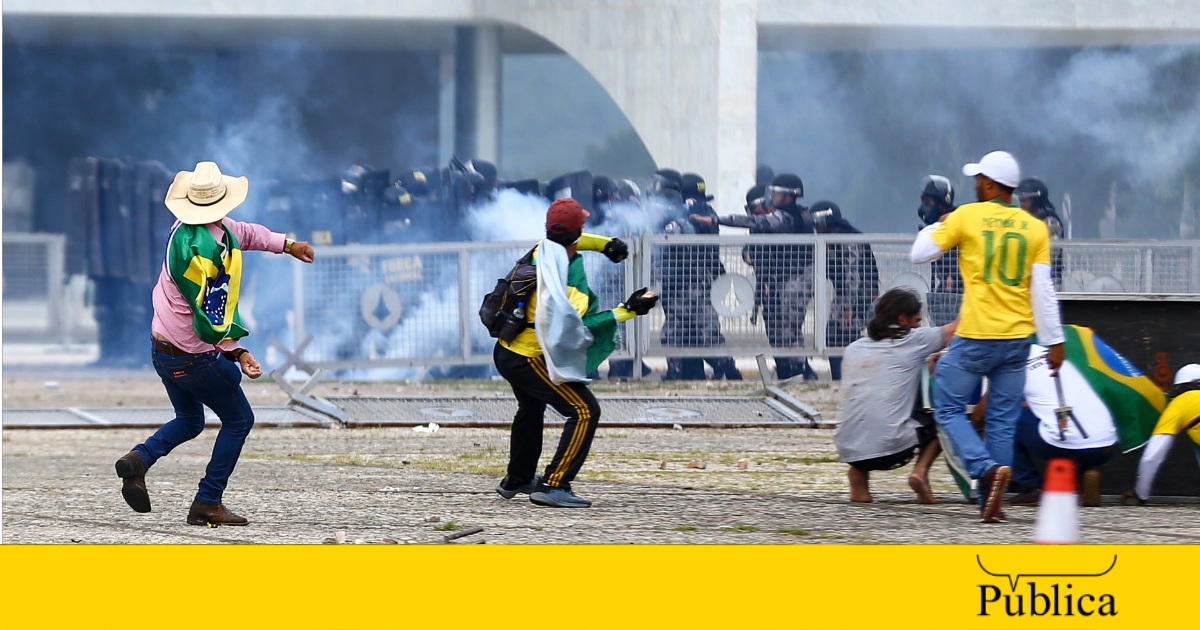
[
  {"x1": 650, "y1": 173, "x2": 678, "y2": 195},
  {"x1": 1017, "y1": 188, "x2": 1043, "y2": 211},
  {"x1": 918, "y1": 195, "x2": 945, "y2": 226},
  {"x1": 811, "y1": 207, "x2": 835, "y2": 231},
  {"x1": 745, "y1": 195, "x2": 770, "y2": 215},
  {"x1": 767, "y1": 185, "x2": 801, "y2": 206}
]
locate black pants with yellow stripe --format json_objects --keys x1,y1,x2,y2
[{"x1": 494, "y1": 343, "x2": 601, "y2": 490}]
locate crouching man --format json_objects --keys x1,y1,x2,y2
[
  {"x1": 1123, "y1": 364, "x2": 1200, "y2": 505},
  {"x1": 115, "y1": 162, "x2": 315, "y2": 525},
  {"x1": 493, "y1": 199, "x2": 659, "y2": 507},
  {"x1": 833, "y1": 289, "x2": 957, "y2": 503},
  {"x1": 975, "y1": 343, "x2": 1119, "y2": 508}
]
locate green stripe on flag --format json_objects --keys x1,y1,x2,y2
[{"x1": 1062, "y1": 325, "x2": 1166, "y2": 452}]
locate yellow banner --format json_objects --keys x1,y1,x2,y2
[{"x1": 0, "y1": 545, "x2": 1190, "y2": 629}]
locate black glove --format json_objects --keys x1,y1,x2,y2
[
  {"x1": 602, "y1": 238, "x2": 629, "y2": 263},
  {"x1": 621, "y1": 287, "x2": 659, "y2": 316}
]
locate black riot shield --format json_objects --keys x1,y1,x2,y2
[
  {"x1": 97, "y1": 159, "x2": 128, "y2": 280},
  {"x1": 128, "y1": 163, "x2": 155, "y2": 285},
  {"x1": 65, "y1": 158, "x2": 97, "y2": 277},
  {"x1": 545, "y1": 171, "x2": 594, "y2": 214},
  {"x1": 145, "y1": 162, "x2": 175, "y2": 272},
  {"x1": 294, "y1": 179, "x2": 345, "y2": 246}
]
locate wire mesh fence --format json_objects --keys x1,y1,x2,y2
[
  {"x1": 290, "y1": 236, "x2": 1200, "y2": 371},
  {"x1": 296, "y1": 241, "x2": 633, "y2": 371}
]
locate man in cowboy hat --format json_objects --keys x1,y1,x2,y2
[{"x1": 114, "y1": 161, "x2": 315, "y2": 526}]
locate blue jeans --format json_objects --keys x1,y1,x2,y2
[
  {"x1": 1013, "y1": 408, "x2": 1114, "y2": 490},
  {"x1": 134, "y1": 344, "x2": 255, "y2": 505},
  {"x1": 935, "y1": 336, "x2": 1030, "y2": 480}
]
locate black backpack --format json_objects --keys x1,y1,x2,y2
[{"x1": 479, "y1": 247, "x2": 538, "y2": 342}]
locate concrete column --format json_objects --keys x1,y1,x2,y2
[
  {"x1": 438, "y1": 52, "x2": 456, "y2": 167},
  {"x1": 715, "y1": 0, "x2": 758, "y2": 213},
  {"x1": 473, "y1": 24, "x2": 501, "y2": 163},
  {"x1": 453, "y1": 24, "x2": 501, "y2": 164},
  {"x1": 481, "y1": 1, "x2": 757, "y2": 213}
]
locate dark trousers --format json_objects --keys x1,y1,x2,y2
[
  {"x1": 133, "y1": 344, "x2": 255, "y2": 505},
  {"x1": 608, "y1": 359, "x2": 651, "y2": 379},
  {"x1": 1012, "y1": 408, "x2": 1114, "y2": 490},
  {"x1": 494, "y1": 343, "x2": 601, "y2": 490},
  {"x1": 664, "y1": 357, "x2": 742, "y2": 380}
]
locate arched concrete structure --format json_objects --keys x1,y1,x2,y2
[
  {"x1": 477, "y1": 0, "x2": 757, "y2": 210},
  {"x1": 8, "y1": 0, "x2": 1200, "y2": 210}
]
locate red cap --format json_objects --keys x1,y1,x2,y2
[
  {"x1": 1043, "y1": 458, "x2": 1077, "y2": 493},
  {"x1": 546, "y1": 198, "x2": 590, "y2": 234}
]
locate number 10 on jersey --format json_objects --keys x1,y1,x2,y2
[{"x1": 982, "y1": 229, "x2": 1027, "y2": 286}]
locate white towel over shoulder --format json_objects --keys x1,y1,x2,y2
[{"x1": 534, "y1": 239, "x2": 593, "y2": 384}]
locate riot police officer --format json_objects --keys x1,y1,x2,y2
[
  {"x1": 1016, "y1": 177, "x2": 1065, "y2": 288},
  {"x1": 918, "y1": 175, "x2": 962, "y2": 327},
  {"x1": 468, "y1": 159, "x2": 499, "y2": 202},
  {"x1": 692, "y1": 173, "x2": 817, "y2": 381},
  {"x1": 810, "y1": 201, "x2": 879, "y2": 380},
  {"x1": 590, "y1": 175, "x2": 617, "y2": 228},
  {"x1": 659, "y1": 174, "x2": 741, "y2": 381}
]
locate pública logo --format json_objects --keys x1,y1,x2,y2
[{"x1": 976, "y1": 555, "x2": 1117, "y2": 617}]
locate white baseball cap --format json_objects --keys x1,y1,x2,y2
[
  {"x1": 962, "y1": 151, "x2": 1021, "y2": 188},
  {"x1": 1174, "y1": 363, "x2": 1200, "y2": 385}
]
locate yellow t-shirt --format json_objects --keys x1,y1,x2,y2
[
  {"x1": 931, "y1": 200, "x2": 1051, "y2": 339},
  {"x1": 1152, "y1": 390, "x2": 1200, "y2": 444}
]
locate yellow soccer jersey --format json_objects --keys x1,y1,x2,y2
[
  {"x1": 931, "y1": 200, "x2": 1051, "y2": 339},
  {"x1": 1152, "y1": 390, "x2": 1200, "y2": 444}
]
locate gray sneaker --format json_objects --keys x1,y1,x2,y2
[
  {"x1": 495, "y1": 476, "x2": 540, "y2": 500},
  {"x1": 529, "y1": 487, "x2": 592, "y2": 508}
]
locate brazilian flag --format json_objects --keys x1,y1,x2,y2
[
  {"x1": 166, "y1": 223, "x2": 248, "y2": 344},
  {"x1": 1059, "y1": 325, "x2": 1166, "y2": 451},
  {"x1": 931, "y1": 325, "x2": 1167, "y2": 501}
]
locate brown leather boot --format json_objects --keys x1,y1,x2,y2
[
  {"x1": 115, "y1": 451, "x2": 151, "y2": 513},
  {"x1": 187, "y1": 500, "x2": 249, "y2": 526}
]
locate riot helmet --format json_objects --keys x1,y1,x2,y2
[
  {"x1": 745, "y1": 184, "x2": 770, "y2": 215},
  {"x1": 400, "y1": 169, "x2": 433, "y2": 200},
  {"x1": 918, "y1": 175, "x2": 954, "y2": 226},
  {"x1": 768, "y1": 173, "x2": 804, "y2": 206},
  {"x1": 1016, "y1": 177, "x2": 1052, "y2": 211},
  {"x1": 681, "y1": 172, "x2": 713, "y2": 202},
  {"x1": 615, "y1": 179, "x2": 642, "y2": 205},
  {"x1": 809, "y1": 200, "x2": 842, "y2": 232},
  {"x1": 381, "y1": 184, "x2": 413, "y2": 208},
  {"x1": 652, "y1": 168, "x2": 682, "y2": 194},
  {"x1": 341, "y1": 164, "x2": 390, "y2": 201},
  {"x1": 593, "y1": 175, "x2": 616, "y2": 206}
]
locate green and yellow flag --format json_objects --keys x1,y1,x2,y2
[
  {"x1": 1060, "y1": 324, "x2": 1167, "y2": 451},
  {"x1": 166, "y1": 223, "x2": 247, "y2": 345}
]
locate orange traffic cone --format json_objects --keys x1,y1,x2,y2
[{"x1": 1034, "y1": 458, "x2": 1080, "y2": 544}]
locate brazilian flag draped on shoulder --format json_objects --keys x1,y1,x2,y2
[
  {"x1": 166, "y1": 223, "x2": 248, "y2": 344},
  {"x1": 532, "y1": 241, "x2": 619, "y2": 378}
]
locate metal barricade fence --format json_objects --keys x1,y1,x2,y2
[
  {"x1": 2, "y1": 232, "x2": 65, "y2": 339},
  {"x1": 294, "y1": 240, "x2": 633, "y2": 371},
  {"x1": 292, "y1": 236, "x2": 1200, "y2": 371}
]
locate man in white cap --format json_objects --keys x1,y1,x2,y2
[
  {"x1": 910, "y1": 151, "x2": 1065, "y2": 523},
  {"x1": 1124, "y1": 363, "x2": 1200, "y2": 504},
  {"x1": 114, "y1": 162, "x2": 315, "y2": 526}
]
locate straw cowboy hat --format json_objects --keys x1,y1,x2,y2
[{"x1": 164, "y1": 161, "x2": 249, "y2": 225}]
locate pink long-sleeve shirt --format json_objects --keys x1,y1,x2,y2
[{"x1": 151, "y1": 217, "x2": 287, "y2": 354}]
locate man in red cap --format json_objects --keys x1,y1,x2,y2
[{"x1": 493, "y1": 198, "x2": 659, "y2": 507}]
